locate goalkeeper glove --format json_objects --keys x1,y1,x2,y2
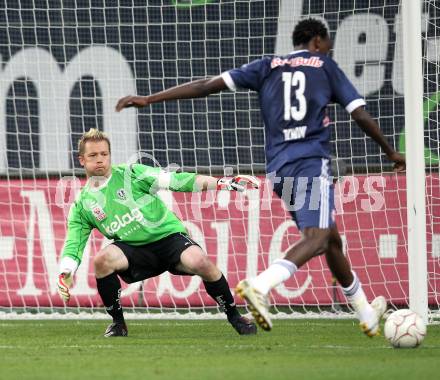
[
  {"x1": 57, "y1": 272, "x2": 73, "y2": 303},
  {"x1": 217, "y1": 175, "x2": 260, "y2": 192}
]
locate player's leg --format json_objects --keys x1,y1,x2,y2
[
  {"x1": 237, "y1": 158, "x2": 386, "y2": 333},
  {"x1": 237, "y1": 159, "x2": 331, "y2": 330},
  {"x1": 325, "y1": 227, "x2": 386, "y2": 336},
  {"x1": 248, "y1": 226, "x2": 332, "y2": 294},
  {"x1": 236, "y1": 227, "x2": 332, "y2": 331},
  {"x1": 171, "y1": 236, "x2": 257, "y2": 335},
  {"x1": 94, "y1": 244, "x2": 129, "y2": 337}
]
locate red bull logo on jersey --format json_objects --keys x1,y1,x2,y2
[{"x1": 271, "y1": 56, "x2": 324, "y2": 69}]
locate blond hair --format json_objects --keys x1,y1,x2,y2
[{"x1": 78, "y1": 128, "x2": 111, "y2": 156}]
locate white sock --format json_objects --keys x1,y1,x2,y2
[
  {"x1": 251, "y1": 259, "x2": 297, "y2": 295},
  {"x1": 342, "y1": 271, "x2": 374, "y2": 322}
]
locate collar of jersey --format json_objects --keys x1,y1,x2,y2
[
  {"x1": 86, "y1": 174, "x2": 112, "y2": 192},
  {"x1": 288, "y1": 49, "x2": 309, "y2": 54}
]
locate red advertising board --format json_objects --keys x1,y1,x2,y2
[{"x1": 1, "y1": 174, "x2": 439, "y2": 309}]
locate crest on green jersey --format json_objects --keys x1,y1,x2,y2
[{"x1": 117, "y1": 188, "x2": 127, "y2": 201}]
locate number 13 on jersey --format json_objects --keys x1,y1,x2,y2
[{"x1": 283, "y1": 71, "x2": 307, "y2": 121}]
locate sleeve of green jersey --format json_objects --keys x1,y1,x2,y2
[
  {"x1": 130, "y1": 163, "x2": 197, "y2": 192},
  {"x1": 61, "y1": 201, "x2": 93, "y2": 266}
]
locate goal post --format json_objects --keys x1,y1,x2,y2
[{"x1": 401, "y1": 0, "x2": 428, "y2": 323}]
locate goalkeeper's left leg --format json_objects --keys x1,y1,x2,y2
[
  {"x1": 175, "y1": 243, "x2": 257, "y2": 335},
  {"x1": 203, "y1": 274, "x2": 257, "y2": 335}
]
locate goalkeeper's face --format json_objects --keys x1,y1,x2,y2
[{"x1": 79, "y1": 140, "x2": 111, "y2": 178}]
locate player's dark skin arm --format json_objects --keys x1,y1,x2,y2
[
  {"x1": 115, "y1": 77, "x2": 226, "y2": 111},
  {"x1": 351, "y1": 107, "x2": 406, "y2": 172}
]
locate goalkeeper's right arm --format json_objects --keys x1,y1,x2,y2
[
  {"x1": 57, "y1": 271, "x2": 73, "y2": 302},
  {"x1": 57, "y1": 202, "x2": 93, "y2": 302}
]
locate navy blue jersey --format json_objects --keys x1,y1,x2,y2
[{"x1": 221, "y1": 50, "x2": 365, "y2": 173}]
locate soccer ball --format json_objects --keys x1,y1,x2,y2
[{"x1": 384, "y1": 309, "x2": 426, "y2": 348}]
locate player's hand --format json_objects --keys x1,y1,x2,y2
[
  {"x1": 217, "y1": 175, "x2": 260, "y2": 192},
  {"x1": 57, "y1": 272, "x2": 73, "y2": 303},
  {"x1": 115, "y1": 95, "x2": 150, "y2": 112},
  {"x1": 387, "y1": 151, "x2": 406, "y2": 172}
]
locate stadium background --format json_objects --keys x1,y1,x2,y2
[{"x1": 2, "y1": 0, "x2": 429, "y2": 175}]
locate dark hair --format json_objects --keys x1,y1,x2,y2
[{"x1": 292, "y1": 18, "x2": 328, "y2": 46}]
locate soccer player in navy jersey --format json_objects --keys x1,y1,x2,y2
[{"x1": 116, "y1": 19, "x2": 405, "y2": 336}]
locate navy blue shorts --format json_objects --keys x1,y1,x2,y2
[{"x1": 272, "y1": 158, "x2": 335, "y2": 231}]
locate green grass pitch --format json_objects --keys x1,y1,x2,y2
[{"x1": 1, "y1": 319, "x2": 439, "y2": 380}]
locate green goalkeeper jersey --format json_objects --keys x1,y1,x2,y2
[{"x1": 61, "y1": 164, "x2": 197, "y2": 266}]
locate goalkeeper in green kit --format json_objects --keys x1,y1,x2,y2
[{"x1": 57, "y1": 128, "x2": 258, "y2": 337}]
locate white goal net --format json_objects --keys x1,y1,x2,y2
[{"x1": 0, "y1": 0, "x2": 438, "y2": 320}]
